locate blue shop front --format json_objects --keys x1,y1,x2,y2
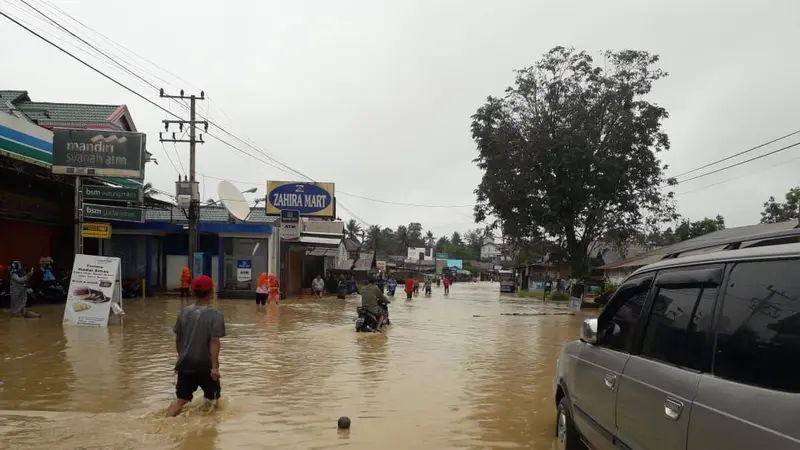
[{"x1": 101, "y1": 206, "x2": 277, "y2": 295}]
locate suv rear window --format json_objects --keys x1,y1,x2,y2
[{"x1": 714, "y1": 259, "x2": 800, "y2": 392}]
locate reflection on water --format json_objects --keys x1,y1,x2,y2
[{"x1": 0, "y1": 282, "x2": 584, "y2": 449}]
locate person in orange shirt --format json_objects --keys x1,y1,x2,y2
[
  {"x1": 267, "y1": 273, "x2": 280, "y2": 305},
  {"x1": 255, "y1": 272, "x2": 268, "y2": 307},
  {"x1": 180, "y1": 267, "x2": 191, "y2": 300}
]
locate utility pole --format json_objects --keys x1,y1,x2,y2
[{"x1": 159, "y1": 89, "x2": 208, "y2": 276}]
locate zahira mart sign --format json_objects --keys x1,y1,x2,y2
[{"x1": 266, "y1": 181, "x2": 335, "y2": 218}]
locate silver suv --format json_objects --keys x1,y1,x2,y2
[{"x1": 553, "y1": 243, "x2": 800, "y2": 450}]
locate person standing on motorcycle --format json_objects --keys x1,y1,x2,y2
[
  {"x1": 8, "y1": 261, "x2": 37, "y2": 318},
  {"x1": 360, "y1": 276, "x2": 390, "y2": 332},
  {"x1": 404, "y1": 277, "x2": 415, "y2": 300}
]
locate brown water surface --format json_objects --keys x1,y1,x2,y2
[{"x1": 0, "y1": 282, "x2": 584, "y2": 449}]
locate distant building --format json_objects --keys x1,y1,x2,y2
[{"x1": 407, "y1": 246, "x2": 433, "y2": 261}]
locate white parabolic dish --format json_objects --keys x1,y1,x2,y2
[{"x1": 218, "y1": 180, "x2": 250, "y2": 221}]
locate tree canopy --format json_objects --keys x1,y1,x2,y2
[
  {"x1": 472, "y1": 46, "x2": 676, "y2": 278},
  {"x1": 761, "y1": 187, "x2": 800, "y2": 224}
]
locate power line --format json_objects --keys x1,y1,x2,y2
[
  {"x1": 670, "y1": 140, "x2": 800, "y2": 187},
  {"x1": 0, "y1": 10, "x2": 183, "y2": 121},
  {"x1": 671, "y1": 128, "x2": 800, "y2": 179},
  {"x1": 15, "y1": 0, "x2": 161, "y2": 93},
  {"x1": 196, "y1": 172, "x2": 475, "y2": 208},
  {"x1": 674, "y1": 151, "x2": 800, "y2": 197}
]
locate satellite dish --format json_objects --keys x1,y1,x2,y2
[{"x1": 218, "y1": 180, "x2": 250, "y2": 221}]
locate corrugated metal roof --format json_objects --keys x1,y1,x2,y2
[
  {"x1": 144, "y1": 205, "x2": 278, "y2": 224},
  {"x1": 299, "y1": 235, "x2": 342, "y2": 247},
  {"x1": 335, "y1": 258, "x2": 374, "y2": 271}
]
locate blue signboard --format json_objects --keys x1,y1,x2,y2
[
  {"x1": 236, "y1": 259, "x2": 252, "y2": 282},
  {"x1": 446, "y1": 259, "x2": 463, "y2": 270},
  {"x1": 266, "y1": 181, "x2": 335, "y2": 217}
]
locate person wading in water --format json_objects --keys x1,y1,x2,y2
[
  {"x1": 8, "y1": 261, "x2": 39, "y2": 318},
  {"x1": 166, "y1": 275, "x2": 226, "y2": 417}
]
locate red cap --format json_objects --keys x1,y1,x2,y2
[{"x1": 192, "y1": 274, "x2": 214, "y2": 292}]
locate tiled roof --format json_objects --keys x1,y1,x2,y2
[
  {"x1": 144, "y1": 205, "x2": 278, "y2": 224},
  {"x1": 0, "y1": 89, "x2": 119, "y2": 124}
]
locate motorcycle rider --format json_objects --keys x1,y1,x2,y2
[{"x1": 360, "y1": 276, "x2": 390, "y2": 332}]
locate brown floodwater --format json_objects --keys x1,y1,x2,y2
[{"x1": 0, "y1": 282, "x2": 585, "y2": 450}]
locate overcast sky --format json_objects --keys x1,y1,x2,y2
[{"x1": 3, "y1": 0, "x2": 800, "y2": 237}]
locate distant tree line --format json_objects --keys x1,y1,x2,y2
[{"x1": 343, "y1": 219, "x2": 502, "y2": 261}]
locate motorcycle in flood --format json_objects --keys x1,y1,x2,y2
[
  {"x1": 28, "y1": 276, "x2": 68, "y2": 305},
  {"x1": 121, "y1": 279, "x2": 141, "y2": 299},
  {"x1": 355, "y1": 302, "x2": 390, "y2": 332}
]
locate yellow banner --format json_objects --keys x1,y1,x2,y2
[
  {"x1": 266, "y1": 181, "x2": 335, "y2": 217},
  {"x1": 81, "y1": 222, "x2": 112, "y2": 239}
]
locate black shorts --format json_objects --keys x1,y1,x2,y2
[
  {"x1": 176, "y1": 371, "x2": 221, "y2": 401},
  {"x1": 255, "y1": 293, "x2": 267, "y2": 305},
  {"x1": 180, "y1": 287, "x2": 190, "y2": 298}
]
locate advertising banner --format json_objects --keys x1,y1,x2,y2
[
  {"x1": 52, "y1": 129, "x2": 145, "y2": 179},
  {"x1": 81, "y1": 222, "x2": 112, "y2": 239},
  {"x1": 446, "y1": 259, "x2": 463, "y2": 270},
  {"x1": 237, "y1": 259, "x2": 252, "y2": 282},
  {"x1": 82, "y1": 203, "x2": 143, "y2": 223},
  {"x1": 266, "y1": 181, "x2": 335, "y2": 218},
  {"x1": 280, "y1": 209, "x2": 301, "y2": 240},
  {"x1": 63, "y1": 254, "x2": 121, "y2": 327},
  {"x1": 376, "y1": 260, "x2": 387, "y2": 271},
  {"x1": 435, "y1": 259, "x2": 447, "y2": 275}
]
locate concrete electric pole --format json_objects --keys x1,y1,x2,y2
[{"x1": 159, "y1": 89, "x2": 208, "y2": 276}]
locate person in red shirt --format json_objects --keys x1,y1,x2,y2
[
  {"x1": 404, "y1": 277, "x2": 415, "y2": 300},
  {"x1": 443, "y1": 277, "x2": 451, "y2": 295}
]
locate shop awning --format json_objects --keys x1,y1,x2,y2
[
  {"x1": 306, "y1": 248, "x2": 339, "y2": 257},
  {"x1": 297, "y1": 233, "x2": 342, "y2": 248}
]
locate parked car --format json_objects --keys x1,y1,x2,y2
[{"x1": 553, "y1": 243, "x2": 800, "y2": 450}]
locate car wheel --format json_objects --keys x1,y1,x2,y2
[{"x1": 556, "y1": 397, "x2": 585, "y2": 450}]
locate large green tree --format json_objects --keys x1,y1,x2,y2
[
  {"x1": 472, "y1": 46, "x2": 676, "y2": 278},
  {"x1": 761, "y1": 187, "x2": 800, "y2": 223}
]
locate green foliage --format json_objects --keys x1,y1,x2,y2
[
  {"x1": 472, "y1": 46, "x2": 677, "y2": 279},
  {"x1": 360, "y1": 222, "x2": 490, "y2": 262},
  {"x1": 674, "y1": 215, "x2": 725, "y2": 241},
  {"x1": 761, "y1": 187, "x2": 800, "y2": 224},
  {"x1": 602, "y1": 282, "x2": 618, "y2": 295},
  {"x1": 549, "y1": 292, "x2": 571, "y2": 302}
]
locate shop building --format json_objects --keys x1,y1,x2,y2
[
  {"x1": 0, "y1": 90, "x2": 147, "y2": 270},
  {"x1": 103, "y1": 205, "x2": 277, "y2": 296}
]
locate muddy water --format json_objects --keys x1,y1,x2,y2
[{"x1": 0, "y1": 282, "x2": 585, "y2": 450}]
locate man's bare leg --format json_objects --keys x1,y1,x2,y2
[{"x1": 166, "y1": 398, "x2": 189, "y2": 417}]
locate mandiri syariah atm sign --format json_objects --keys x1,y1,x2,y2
[
  {"x1": 266, "y1": 181, "x2": 335, "y2": 218},
  {"x1": 52, "y1": 129, "x2": 145, "y2": 179}
]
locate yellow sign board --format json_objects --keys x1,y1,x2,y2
[
  {"x1": 81, "y1": 222, "x2": 112, "y2": 239},
  {"x1": 266, "y1": 181, "x2": 335, "y2": 218}
]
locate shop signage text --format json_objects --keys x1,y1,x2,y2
[
  {"x1": 52, "y1": 129, "x2": 145, "y2": 179},
  {"x1": 237, "y1": 260, "x2": 252, "y2": 282},
  {"x1": 83, "y1": 185, "x2": 142, "y2": 202},
  {"x1": 82, "y1": 203, "x2": 143, "y2": 223},
  {"x1": 266, "y1": 181, "x2": 335, "y2": 217},
  {"x1": 280, "y1": 209, "x2": 301, "y2": 241},
  {"x1": 81, "y1": 222, "x2": 112, "y2": 239}
]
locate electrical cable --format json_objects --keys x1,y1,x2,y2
[{"x1": 671, "y1": 128, "x2": 800, "y2": 179}]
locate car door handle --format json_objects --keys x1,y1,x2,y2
[
  {"x1": 604, "y1": 373, "x2": 617, "y2": 390},
  {"x1": 664, "y1": 398, "x2": 683, "y2": 421}
]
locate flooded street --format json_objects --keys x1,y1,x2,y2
[{"x1": 0, "y1": 282, "x2": 584, "y2": 450}]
